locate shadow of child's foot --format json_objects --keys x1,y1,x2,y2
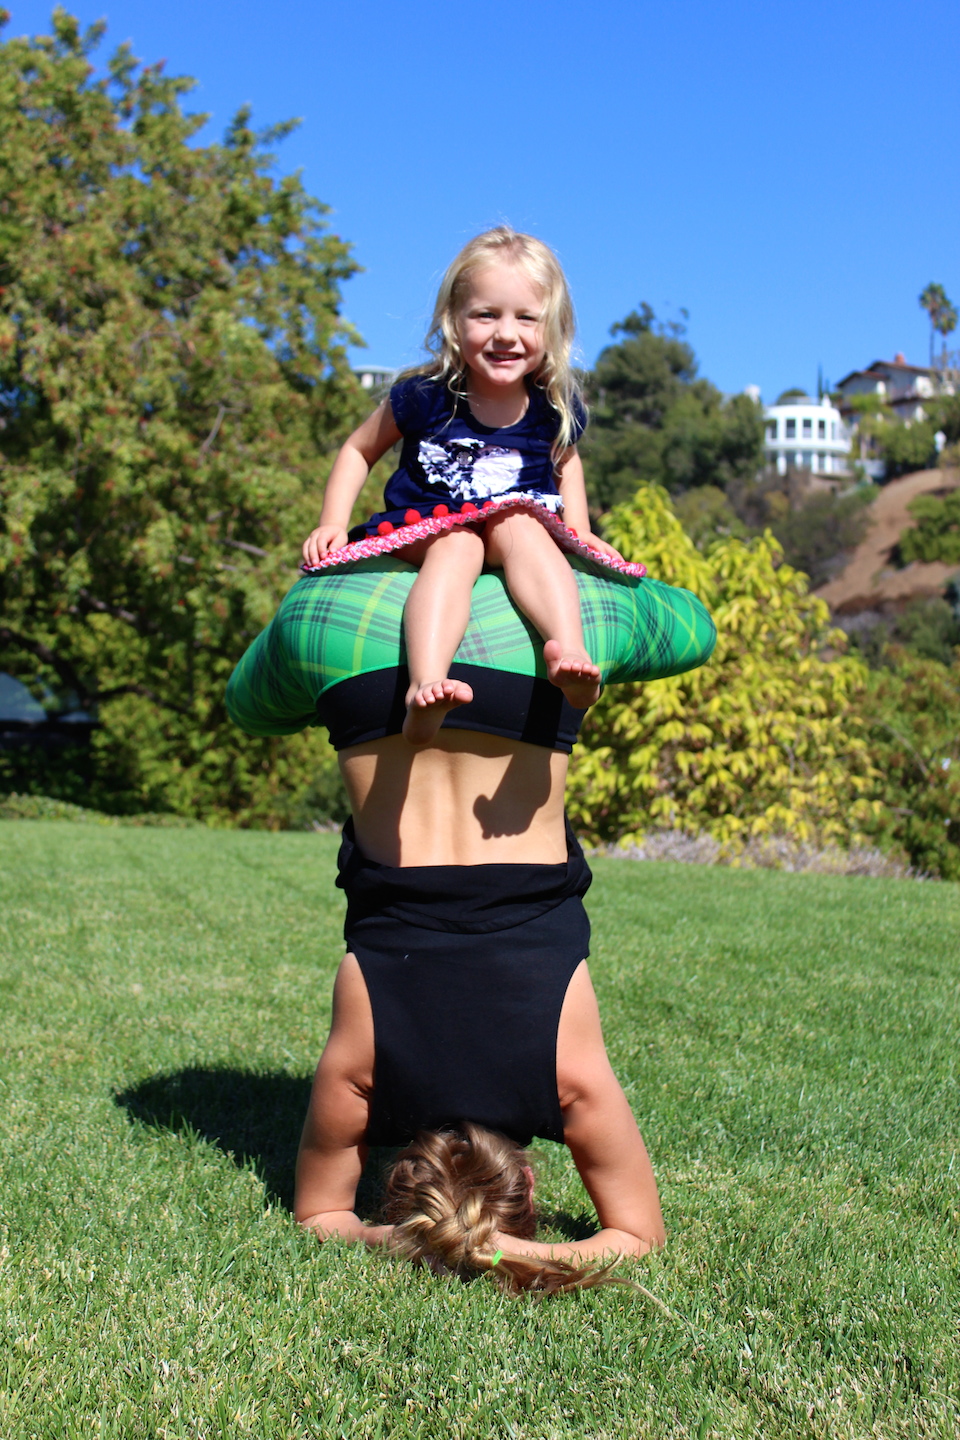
[
  {"x1": 402, "y1": 679, "x2": 474, "y2": 747},
  {"x1": 543, "y1": 640, "x2": 601, "y2": 709}
]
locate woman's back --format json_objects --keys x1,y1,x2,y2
[{"x1": 339, "y1": 730, "x2": 568, "y2": 866}]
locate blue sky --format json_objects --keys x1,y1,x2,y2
[{"x1": 7, "y1": 0, "x2": 959, "y2": 402}]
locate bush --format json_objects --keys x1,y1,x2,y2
[
  {"x1": 900, "y1": 488, "x2": 960, "y2": 564},
  {"x1": 770, "y1": 487, "x2": 873, "y2": 587},
  {"x1": 568, "y1": 486, "x2": 876, "y2": 847},
  {"x1": 858, "y1": 654, "x2": 960, "y2": 879},
  {"x1": 845, "y1": 597, "x2": 960, "y2": 669}
]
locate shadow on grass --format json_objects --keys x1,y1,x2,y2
[
  {"x1": 115, "y1": 1067, "x2": 596, "y2": 1239},
  {"x1": 115, "y1": 1067, "x2": 314, "y2": 1214},
  {"x1": 538, "y1": 1211, "x2": 597, "y2": 1241}
]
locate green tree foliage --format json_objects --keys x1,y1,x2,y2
[
  {"x1": 876, "y1": 418, "x2": 939, "y2": 478},
  {"x1": 765, "y1": 486, "x2": 873, "y2": 587},
  {"x1": 671, "y1": 484, "x2": 748, "y2": 551},
  {"x1": 567, "y1": 486, "x2": 875, "y2": 847},
  {"x1": 900, "y1": 489, "x2": 960, "y2": 564},
  {"x1": 859, "y1": 654, "x2": 960, "y2": 879},
  {"x1": 847, "y1": 393, "x2": 938, "y2": 480},
  {"x1": 581, "y1": 306, "x2": 765, "y2": 514},
  {"x1": 845, "y1": 596, "x2": 960, "y2": 670},
  {"x1": 0, "y1": 10, "x2": 364, "y2": 822},
  {"x1": 932, "y1": 392, "x2": 960, "y2": 445}
]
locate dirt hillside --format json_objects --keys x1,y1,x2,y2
[{"x1": 814, "y1": 467, "x2": 960, "y2": 614}]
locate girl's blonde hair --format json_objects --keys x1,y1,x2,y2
[
  {"x1": 407, "y1": 226, "x2": 584, "y2": 465},
  {"x1": 383, "y1": 1123, "x2": 623, "y2": 1296}
]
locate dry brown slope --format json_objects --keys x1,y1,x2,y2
[{"x1": 815, "y1": 467, "x2": 960, "y2": 614}]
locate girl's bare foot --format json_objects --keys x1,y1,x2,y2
[
  {"x1": 402, "y1": 679, "x2": 474, "y2": 747},
  {"x1": 543, "y1": 640, "x2": 601, "y2": 709}
]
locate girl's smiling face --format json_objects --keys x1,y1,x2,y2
[{"x1": 457, "y1": 264, "x2": 546, "y2": 395}]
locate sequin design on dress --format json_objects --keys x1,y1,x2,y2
[{"x1": 418, "y1": 438, "x2": 559, "y2": 509}]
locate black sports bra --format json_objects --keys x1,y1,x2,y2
[{"x1": 316, "y1": 663, "x2": 586, "y2": 753}]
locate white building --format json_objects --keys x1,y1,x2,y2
[
  {"x1": 834, "y1": 353, "x2": 952, "y2": 425},
  {"x1": 763, "y1": 393, "x2": 851, "y2": 476},
  {"x1": 833, "y1": 354, "x2": 956, "y2": 479},
  {"x1": 353, "y1": 364, "x2": 396, "y2": 393}
]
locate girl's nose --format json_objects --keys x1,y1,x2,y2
[{"x1": 493, "y1": 313, "x2": 518, "y2": 341}]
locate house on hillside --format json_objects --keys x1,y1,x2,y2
[
  {"x1": 833, "y1": 354, "x2": 955, "y2": 479},
  {"x1": 763, "y1": 393, "x2": 851, "y2": 477},
  {"x1": 834, "y1": 354, "x2": 952, "y2": 425}
]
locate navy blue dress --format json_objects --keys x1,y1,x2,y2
[{"x1": 354, "y1": 375, "x2": 586, "y2": 538}]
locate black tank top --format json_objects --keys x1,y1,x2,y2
[{"x1": 336, "y1": 819, "x2": 592, "y2": 1146}]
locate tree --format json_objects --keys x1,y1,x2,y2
[
  {"x1": 767, "y1": 487, "x2": 873, "y2": 588},
  {"x1": 0, "y1": 10, "x2": 364, "y2": 821},
  {"x1": 859, "y1": 654, "x2": 960, "y2": 880},
  {"x1": 900, "y1": 489, "x2": 960, "y2": 564},
  {"x1": 567, "y1": 486, "x2": 876, "y2": 848},
  {"x1": 919, "y1": 283, "x2": 958, "y2": 368},
  {"x1": 848, "y1": 393, "x2": 938, "y2": 479},
  {"x1": 580, "y1": 307, "x2": 764, "y2": 516}
]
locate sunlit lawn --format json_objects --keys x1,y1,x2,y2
[{"x1": 1, "y1": 820, "x2": 958, "y2": 1438}]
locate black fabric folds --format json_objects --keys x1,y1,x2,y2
[{"x1": 336, "y1": 820, "x2": 592, "y2": 1147}]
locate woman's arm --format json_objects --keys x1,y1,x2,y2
[
  {"x1": 302, "y1": 401, "x2": 402, "y2": 565},
  {"x1": 295, "y1": 955, "x2": 391, "y2": 1247},
  {"x1": 546, "y1": 961, "x2": 667, "y2": 1262},
  {"x1": 556, "y1": 449, "x2": 623, "y2": 561},
  {"x1": 298, "y1": 1210, "x2": 394, "y2": 1248}
]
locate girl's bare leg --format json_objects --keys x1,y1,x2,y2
[
  {"x1": 484, "y1": 510, "x2": 601, "y2": 708},
  {"x1": 401, "y1": 526, "x2": 486, "y2": 746}
]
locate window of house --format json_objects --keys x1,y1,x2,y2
[
  {"x1": 802, "y1": 418, "x2": 812, "y2": 438},
  {"x1": 785, "y1": 418, "x2": 796, "y2": 438},
  {"x1": 831, "y1": 422, "x2": 837, "y2": 439},
  {"x1": 818, "y1": 419, "x2": 826, "y2": 438},
  {"x1": 802, "y1": 452, "x2": 813, "y2": 469},
  {"x1": 766, "y1": 420, "x2": 777, "y2": 441}
]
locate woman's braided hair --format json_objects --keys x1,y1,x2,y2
[{"x1": 383, "y1": 1123, "x2": 624, "y2": 1296}]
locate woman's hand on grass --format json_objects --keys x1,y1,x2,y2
[
  {"x1": 490, "y1": 1227, "x2": 653, "y2": 1263},
  {"x1": 299, "y1": 1210, "x2": 394, "y2": 1249}
]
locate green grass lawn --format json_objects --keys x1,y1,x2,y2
[{"x1": 1, "y1": 821, "x2": 958, "y2": 1439}]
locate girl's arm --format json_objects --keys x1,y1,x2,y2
[
  {"x1": 556, "y1": 449, "x2": 624, "y2": 561},
  {"x1": 302, "y1": 401, "x2": 402, "y2": 566}
]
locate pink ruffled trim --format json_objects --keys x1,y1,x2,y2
[{"x1": 300, "y1": 497, "x2": 647, "y2": 579}]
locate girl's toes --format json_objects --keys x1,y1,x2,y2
[{"x1": 402, "y1": 680, "x2": 474, "y2": 746}]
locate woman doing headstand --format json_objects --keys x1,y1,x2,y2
[{"x1": 292, "y1": 729, "x2": 665, "y2": 1293}]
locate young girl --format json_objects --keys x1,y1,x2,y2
[{"x1": 302, "y1": 226, "x2": 627, "y2": 747}]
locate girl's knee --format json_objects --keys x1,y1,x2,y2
[{"x1": 483, "y1": 508, "x2": 546, "y2": 563}]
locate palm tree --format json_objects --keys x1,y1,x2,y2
[
  {"x1": 935, "y1": 298, "x2": 958, "y2": 369},
  {"x1": 919, "y1": 283, "x2": 955, "y2": 366}
]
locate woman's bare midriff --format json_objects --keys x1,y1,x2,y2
[{"x1": 338, "y1": 730, "x2": 569, "y2": 867}]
